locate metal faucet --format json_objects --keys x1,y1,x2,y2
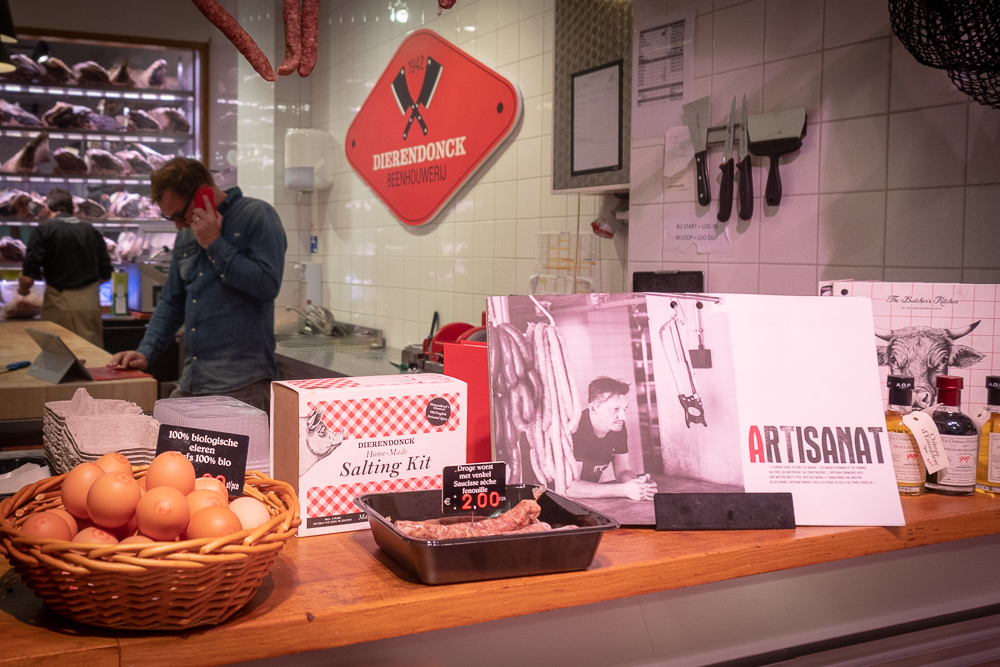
[{"x1": 285, "y1": 305, "x2": 331, "y2": 335}]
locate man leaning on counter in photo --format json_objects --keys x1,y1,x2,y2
[{"x1": 108, "y1": 157, "x2": 287, "y2": 413}]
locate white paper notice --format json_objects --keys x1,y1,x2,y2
[
  {"x1": 632, "y1": 10, "x2": 694, "y2": 139},
  {"x1": 572, "y1": 63, "x2": 621, "y2": 174},
  {"x1": 664, "y1": 215, "x2": 731, "y2": 254}
]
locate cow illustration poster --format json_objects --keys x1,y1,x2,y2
[
  {"x1": 820, "y1": 281, "x2": 996, "y2": 415},
  {"x1": 486, "y1": 293, "x2": 905, "y2": 528}
]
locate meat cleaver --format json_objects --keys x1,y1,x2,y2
[
  {"x1": 682, "y1": 96, "x2": 711, "y2": 207},
  {"x1": 747, "y1": 108, "x2": 806, "y2": 207},
  {"x1": 390, "y1": 67, "x2": 427, "y2": 140}
]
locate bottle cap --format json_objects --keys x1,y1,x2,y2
[
  {"x1": 988, "y1": 376, "x2": 1000, "y2": 391},
  {"x1": 887, "y1": 375, "x2": 914, "y2": 391},
  {"x1": 935, "y1": 375, "x2": 963, "y2": 391}
]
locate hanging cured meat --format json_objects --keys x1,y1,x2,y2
[
  {"x1": 138, "y1": 59, "x2": 167, "y2": 88},
  {"x1": 149, "y1": 107, "x2": 190, "y2": 133},
  {"x1": 84, "y1": 148, "x2": 125, "y2": 176},
  {"x1": 0, "y1": 100, "x2": 43, "y2": 128},
  {"x1": 0, "y1": 132, "x2": 50, "y2": 174},
  {"x1": 73, "y1": 61, "x2": 111, "y2": 86},
  {"x1": 52, "y1": 147, "x2": 88, "y2": 175},
  {"x1": 191, "y1": 0, "x2": 276, "y2": 81}
]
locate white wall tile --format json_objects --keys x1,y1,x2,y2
[
  {"x1": 819, "y1": 265, "x2": 884, "y2": 283},
  {"x1": 967, "y1": 103, "x2": 1000, "y2": 185},
  {"x1": 964, "y1": 185, "x2": 1000, "y2": 268},
  {"x1": 821, "y1": 39, "x2": 890, "y2": 121},
  {"x1": 819, "y1": 116, "x2": 888, "y2": 193},
  {"x1": 707, "y1": 263, "x2": 758, "y2": 293},
  {"x1": 763, "y1": 0, "x2": 823, "y2": 62},
  {"x1": 823, "y1": 0, "x2": 890, "y2": 49},
  {"x1": 887, "y1": 105, "x2": 967, "y2": 189},
  {"x1": 885, "y1": 187, "x2": 965, "y2": 268},
  {"x1": 630, "y1": 144, "x2": 666, "y2": 206},
  {"x1": 889, "y1": 38, "x2": 969, "y2": 112},
  {"x1": 818, "y1": 191, "x2": 886, "y2": 266},
  {"x1": 629, "y1": 204, "x2": 665, "y2": 263},
  {"x1": 693, "y1": 12, "x2": 713, "y2": 80},
  {"x1": 759, "y1": 194, "x2": 818, "y2": 264},
  {"x1": 884, "y1": 267, "x2": 964, "y2": 283},
  {"x1": 759, "y1": 264, "x2": 819, "y2": 296},
  {"x1": 763, "y1": 53, "x2": 822, "y2": 121},
  {"x1": 712, "y1": 0, "x2": 764, "y2": 74}
]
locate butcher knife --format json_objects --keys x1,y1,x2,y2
[
  {"x1": 736, "y1": 95, "x2": 753, "y2": 221},
  {"x1": 747, "y1": 108, "x2": 806, "y2": 207},
  {"x1": 682, "y1": 96, "x2": 711, "y2": 207},
  {"x1": 390, "y1": 67, "x2": 428, "y2": 140},
  {"x1": 717, "y1": 97, "x2": 736, "y2": 223}
]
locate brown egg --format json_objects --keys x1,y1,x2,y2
[
  {"x1": 20, "y1": 511, "x2": 73, "y2": 541},
  {"x1": 194, "y1": 476, "x2": 228, "y2": 498},
  {"x1": 95, "y1": 451, "x2": 133, "y2": 476},
  {"x1": 72, "y1": 526, "x2": 119, "y2": 545},
  {"x1": 120, "y1": 534, "x2": 155, "y2": 545},
  {"x1": 137, "y1": 475, "x2": 147, "y2": 492},
  {"x1": 186, "y1": 488, "x2": 227, "y2": 517},
  {"x1": 135, "y1": 486, "x2": 190, "y2": 541},
  {"x1": 60, "y1": 462, "x2": 105, "y2": 520},
  {"x1": 86, "y1": 471, "x2": 141, "y2": 529},
  {"x1": 145, "y1": 451, "x2": 196, "y2": 496},
  {"x1": 187, "y1": 506, "x2": 243, "y2": 540},
  {"x1": 229, "y1": 497, "x2": 271, "y2": 530},
  {"x1": 48, "y1": 508, "x2": 79, "y2": 537}
]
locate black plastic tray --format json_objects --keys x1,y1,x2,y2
[{"x1": 354, "y1": 484, "x2": 619, "y2": 585}]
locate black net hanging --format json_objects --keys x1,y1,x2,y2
[
  {"x1": 889, "y1": 0, "x2": 1000, "y2": 108},
  {"x1": 889, "y1": 0, "x2": 1000, "y2": 70},
  {"x1": 948, "y1": 67, "x2": 1000, "y2": 108}
]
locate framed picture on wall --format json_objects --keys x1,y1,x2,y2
[{"x1": 570, "y1": 60, "x2": 623, "y2": 176}]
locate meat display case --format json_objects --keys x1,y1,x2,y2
[{"x1": 0, "y1": 30, "x2": 206, "y2": 309}]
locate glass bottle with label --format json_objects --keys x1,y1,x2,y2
[
  {"x1": 885, "y1": 375, "x2": 925, "y2": 495},
  {"x1": 926, "y1": 375, "x2": 978, "y2": 495},
  {"x1": 975, "y1": 376, "x2": 1000, "y2": 495}
]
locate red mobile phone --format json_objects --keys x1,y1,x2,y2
[{"x1": 195, "y1": 185, "x2": 215, "y2": 211}]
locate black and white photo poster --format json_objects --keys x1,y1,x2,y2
[{"x1": 486, "y1": 293, "x2": 904, "y2": 527}]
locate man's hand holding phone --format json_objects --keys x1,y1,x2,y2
[{"x1": 190, "y1": 186, "x2": 222, "y2": 249}]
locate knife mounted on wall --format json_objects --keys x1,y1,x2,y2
[{"x1": 682, "y1": 96, "x2": 711, "y2": 207}]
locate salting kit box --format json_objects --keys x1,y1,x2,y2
[{"x1": 271, "y1": 374, "x2": 468, "y2": 536}]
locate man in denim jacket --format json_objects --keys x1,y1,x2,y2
[{"x1": 108, "y1": 158, "x2": 287, "y2": 413}]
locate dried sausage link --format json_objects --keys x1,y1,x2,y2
[
  {"x1": 298, "y1": 0, "x2": 319, "y2": 77},
  {"x1": 192, "y1": 0, "x2": 276, "y2": 82},
  {"x1": 277, "y1": 0, "x2": 302, "y2": 76}
]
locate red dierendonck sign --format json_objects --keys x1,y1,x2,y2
[{"x1": 345, "y1": 29, "x2": 522, "y2": 226}]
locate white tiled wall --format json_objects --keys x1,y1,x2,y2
[{"x1": 629, "y1": 0, "x2": 1000, "y2": 296}]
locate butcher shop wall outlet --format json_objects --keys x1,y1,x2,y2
[{"x1": 271, "y1": 374, "x2": 468, "y2": 537}]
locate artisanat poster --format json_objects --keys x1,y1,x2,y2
[
  {"x1": 486, "y1": 293, "x2": 905, "y2": 527},
  {"x1": 820, "y1": 280, "x2": 998, "y2": 415}
]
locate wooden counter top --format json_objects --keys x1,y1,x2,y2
[
  {"x1": 2, "y1": 492, "x2": 999, "y2": 666},
  {"x1": 0, "y1": 320, "x2": 157, "y2": 421}
]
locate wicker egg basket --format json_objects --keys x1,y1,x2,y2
[{"x1": 0, "y1": 466, "x2": 300, "y2": 631}]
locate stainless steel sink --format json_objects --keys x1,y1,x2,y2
[{"x1": 275, "y1": 334, "x2": 379, "y2": 349}]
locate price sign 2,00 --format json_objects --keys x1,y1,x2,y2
[{"x1": 441, "y1": 462, "x2": 507, "y2": 515}]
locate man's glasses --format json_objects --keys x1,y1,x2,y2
[{"x1": 161, "y1": 192, "x2": 195, "y2": 224}]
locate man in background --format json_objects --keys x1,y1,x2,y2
[
  {"x1": 17, "y1": 188, "x2": 111, "y2": 347},
  {"x1": 108, "y1": 158, "x2": 287, "y2": 413},
  {"x1": 567, "y1": 376, "x2": 659, "y2": 501}
]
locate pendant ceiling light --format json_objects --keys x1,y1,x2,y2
[{"x1": 0, "y1": 0, "x2": 16, "y2": 44}]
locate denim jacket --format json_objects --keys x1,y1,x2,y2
[{"x1": 137, "y1": 187, "x2": 287, "y2": 394}]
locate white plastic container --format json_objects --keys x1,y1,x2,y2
[{"x1": 153, "y1": 396, "x2": 270, "y2": 475}]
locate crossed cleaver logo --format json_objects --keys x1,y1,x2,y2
[{"x1": 391, "y1": 56, "x2": 443, "y2": 140}]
